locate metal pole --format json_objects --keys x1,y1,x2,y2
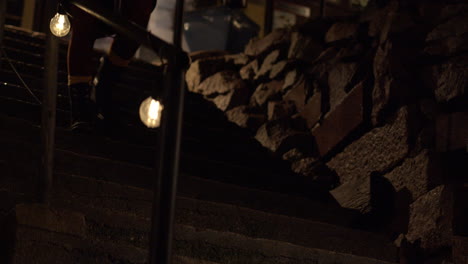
[
  {"x1": 40, "y1": 0, "x2": 59, "y2": 204},
  {"x1": 149, "y1": 0, "x2": 185, "y2": 263},
  {"x1": 264, "y1": 0, "x2": 273, "y2": 35}
]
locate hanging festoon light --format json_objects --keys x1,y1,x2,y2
[
  {"x1": 49, "y1": 2, "x2": 71, "y2": 37},
  {"x1": 139, "y1": 96, "x2": 164, "y2": 128}
]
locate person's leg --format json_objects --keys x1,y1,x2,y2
[
  {"x1": 94, "y1": 0, "x2": 156, "y2": 121},
  {"x1": 67, "y1": 5, "x2": 100, "y2": 131}
]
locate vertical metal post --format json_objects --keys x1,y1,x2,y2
[
  {"x1": 320, "y1": 0, "x2": 326, "y2": 18},
  {"x1": 149, "y1": 0, "x2": 185, "y2": 263},
  {"x1": 264, "y1": 0, "x2": 273, "y2": 35},
  {"x1": 40, "y1": 0, "x2": 59, "y2": 204}
]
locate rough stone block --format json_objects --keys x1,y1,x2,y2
[
  {"x1": 288, "y1": 31, "x2": 323, "y2": 62},
  {"x1": 16, "y1": 203, "x2": 86, "y2": 238},
  {"x1": 225, "y1": 106, "x2": 265, "y2": 130},
  {"x1": 384, "y1": 150, "x2": 442, "y2": 202},
  {"x1": 186, "y1": 57, "x2": 230, "y2": 92},
  {"x1": 255, "y1": 50, "x2": 280, "y2": 80},
  {"x1": 328, "y1": 62, "x2": 359, "y2": 110},
  {"x1": 251, "y1": 81, "x2": 283, "y2": 108},
  {"x1": 313, "y1": 83, "x2": 364, "y2": 157},
  {"x1": 267, "y1": 101, "x2": 296, "y2": 121},
  {"x1": 240, "y1": 60, "x2": 259, "y2": 80},
  {"x1": 327, "y1": 106, "x2": 410, "y2": 184},
  {"x1": 269, "y1": 60, "x2": 293, "y2": 80},
  {"x1": 330, "y1": 176, "x2": 371, "y2": 213},
  {"x1": 297, "y1": 91, "x2": 322, "y2": 129},
  {"x1": 255, "y1": 119, "x2": 311, "y2": 154},
  {"x1": 244, "y1": 28, "x2": 290, "y2": 57},
  {"x1": 325, "y1": 22, "x2": 359, "y2": 43},
  {"x1": 196, "y1": 71, "x2": 249, "y2": 111},
  {"x1": 224, "y1": 53, "x2": 250, "y2": 66},
  {"x1": 283, "y1": 78, "x2": 307, "y2": 113},
  {"x1": 282, "y1": 70, "x2": 300, "y2": 92},
  {"x1": 426, "y1": 15, "x2": 468, "y2": 43},
  {"x1": 429, "y1": 55, "x2": 467, "y2": 103},
  {"x1": 435, "y1": 112, "x2": 468, "y2": 152},
  {"x1": 407, "y1": 185, "x2": 453, "y2": 251}
]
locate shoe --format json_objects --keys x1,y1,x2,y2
[{"x1": 69, "y1": 82, "x2": 96, "y2": 132}]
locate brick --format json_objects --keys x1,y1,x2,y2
[
  {"x1": 436, "y1": 112, "x2": 468, "y2": 152},
  {"x1": 384, "y1": 150, "x2": 442, "y2": 202},
  {"x1": 327, "y1": 106, "x2": 410, "y2": 184},
  {"x1": 313, "y1": 83, "x2": 364, "y2": 157},
  {"x1": 407, "y1": 185, "x2": 454, "y2": 250}
]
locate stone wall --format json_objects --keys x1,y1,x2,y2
[{"x1": 186, "y1": 1, "x2": 467, "y2": 262}]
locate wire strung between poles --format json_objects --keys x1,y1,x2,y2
[{"x1": 0, "y1": 46, "x2": 42, "y2": 105}]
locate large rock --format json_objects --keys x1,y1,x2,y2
[
  {"x1": 269, "y1": 60, "x2": 293, "y2": 80},
  {"x1": 428, "y1": 55, "x2": 467, "y2": 103},
  {"x1": 196, "y1": 71, "x2": 249, "y2": 111},
  {"x1": 327, "y1": 107, "x2": 410, "y2": 184},
  {"x1": 267, "y1": 101, "x2": 296, "y2": 121},
  {"x1": 240, "y1": 60, "x2": 259, "y2": 80},
  {"x1": 186, "y1": 57, "x2": 231, "y2": 91},
  {"x1": 435, "y1": 111, "x2": 468, "y2": 152},
  {"x1": 283, "y1": 78, "x2": 307, "y2": 113},
  {"x1": 407, "y1": 185, "x2": 454, "y2": 250},
  {"x1": 225, "y1": 106, "x2": 265, "y2": 130},
  {"x1": 288, "y1": 31, "x2": 323, "y2": 62},
  {"x1": 244, "y1": 28, "x2": 290, "y2": 57},
  {"x1": 251, "y1": 81, "x2": 284, "y2": 108},
  {"x1": 224, "y1": 53, "x2": 250, "y2": 66},
  {"x1": 255, "y1": 50, "x2": 281, "y2": 80},
  {"x1": 330, "y1": 177, "x2": 371, "y2": 213},
  {"x1": 384, "y1": 150, "x2": 442, "y2": 202},
  {"x1": 328, "y1": 62, "x2": 359, "y2": 110},
  {"x1": 313, "y1": 83, "x2": 364, "y2": 157},
  {"x1": 297, "y1": 91, "x2": 322, "y2": 130},
  {"x1": 325, "y1": 22, "x2": 359, "y2": 43},
  {"x1": 255, "y1": 119, "x2": 312, "y2": 154},
  {"x1": 282, "y1": 70, "x2": 301, "y2": 92}
]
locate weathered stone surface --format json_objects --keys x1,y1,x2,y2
[
  {"x1": 196, "y1": 71, "x2": 249, "y2": 111},
  {"x1": 240, "y1": 60, "x2": 259, "y2": 80},
  {"x1": 16, "y1": 203, "x2": 86, "y2": 237},
  {"x1": 384, "y1": 150, "x2": 442, "y2": 202},
  {"x1": 407, "y1": 185, "x2": 453, "y2": 250},
  {"x1": 313, "y1": 83, "x2": 364, "y2": 157},
  {"x1": 225, "y1": 106, "x2": 265, "y2": 130},
  {"x1": 269, "y1": 60, "x2": 293, "y2": 80},
  {"x1": 288, "y1": 31, "x2": 323, "y2": 62},
  {"x1": 325, "y1": 22, "x2": 359, "y2": 43},
  {"x1": 283, "y1": 78, "x2": 307, "y2": 113},
  {"x1": 282, "y1": 148, "x2": 306, "y2": 162},
  {"x1": 435, "y1": 112, "x2": 468, "y2": 152},
  {"x1": 424, "y1": 33, "x2": 468, "y2": 57},
  {"x1": 424, "y1": 14, "x2": 468, "y2": 56},
  {"x1": 368, "y1": 2, "x2": 413, "y2": 43},
  {"x1": 255, "y1": 50, "x2": 280, "y2": 80},
  {"x1": 297, "y1": 91, "x2": 321, "y2": 129},
  {"x1": 186, "y1": 57, "x2": 229, "y2": 92},
  {"x1": 282, "y1": 70, "x2": 300, "y2": 92},
  {"x1": 330, "y1": 177, "x2": 371, "y2": 213},
  {"x1": 328, "y1": 62, "x2": 359, "y2": 110},
  {"x1": 244, "y1": 28, "x2": 290, "y2": 57},
  {"x1": 426, "y1": 15, "x2": 468, "y2": 42},
  {"x1": 251, "y1": 81, "x2": 283, "y2": 107},
  {"x1": 429, "y1": 55, "x2": 467, "y2": 102},
  {"x1": 267, "y1": 101, "x2": 296, "y2": 121},
  {"x1": 453, "y1": 236, "x2": 468, "y2": 264},
  {"x1": 224, "y1": 53, "x2": 250, "y2": 66},
  {"x1": 327, "y1": 107, "x2": 410, "y2": 183},
  {"x1": 255, "y1": 120, "x2": 311, "y2": 154}
]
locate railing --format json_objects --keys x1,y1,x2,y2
[{"x1": 1, "y1": 0, "x2": 187, "y2": 263}]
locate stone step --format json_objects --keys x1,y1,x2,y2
[{"x1": 13, "y1": 203, "x2": 398, "y2": 264}]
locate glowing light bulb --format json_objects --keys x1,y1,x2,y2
[
  {"x1": 50, "y1": 13, "x2": 71, "y2": 37},
  {"x1": 139, "y1": 97, "x2": 164, "y2": 128}
]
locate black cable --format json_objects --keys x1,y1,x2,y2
[{"x1": 0, "y1": 46, "x2": 42, "y2": 105}]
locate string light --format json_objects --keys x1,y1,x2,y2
[
  {"x1": 50, "y1": 9, "x2": 70, "y2": 37},
  {"x1": 139, "y1": 96, "x2": 164, "y2": 128}
]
